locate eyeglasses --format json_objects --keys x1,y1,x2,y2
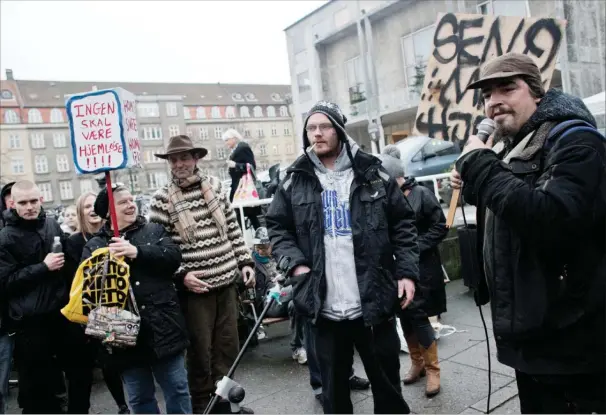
[{"x1": 305, "y1": 123, "x2": 334, "y2": 133}]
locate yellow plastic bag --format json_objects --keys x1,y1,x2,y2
[{"x1": 61, "y1": 247, "x2": 131, "y2": 324}]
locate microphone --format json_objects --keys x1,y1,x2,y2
[{"x1": 476, "y1": 118, "x2": 496, "y2": 143}]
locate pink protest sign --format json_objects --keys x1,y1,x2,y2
[{"x1": 66, "y1": 88, "x2": 141, "y2": 174}]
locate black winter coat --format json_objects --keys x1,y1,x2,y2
[
  {"x1": 0, "y1": 209, "x2": 69, "y2": 332},
  {"x1": 266, "y1": 150, "x2": 420, "y2": 327},
  {"x1": 456, "y1": 89, "x2": 606, "y2": 375},
  {"x1": 229, "y1": 141, "x2": 257, "y2": 201},
  {"x1": 401, "y1": 178, "x2": 448, "y2": 317},
  {"x1": 82, "y1": 217, "x2": 189, "y2": 369}
]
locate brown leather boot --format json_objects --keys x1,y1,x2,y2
[
  {"x1": 423, "y1": 341, "x2": 440, "y2": 397},
  {"x1": 403, "y1": 334, "x2": 425, "y2": 385}
]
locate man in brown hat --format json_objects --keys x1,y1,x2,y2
[
  {"x1": 149, "y1": 135, "x2": 256, "y2": 413},
  {"x1": 451, "y1": 53, "x2": 605, "y2": 413}
]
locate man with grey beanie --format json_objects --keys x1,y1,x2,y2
[{"x1": 266, "y1": 101, "x2": 419, "y2": 414}]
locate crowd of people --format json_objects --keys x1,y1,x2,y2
[{"x1": 0, "y1": 53, "x2": 604, "y2": 415}]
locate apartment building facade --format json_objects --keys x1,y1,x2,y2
[
  {"x1": 0, "y1": 72, "x2": 296, "y2": 208},
  {"x1": 285, "y1": 0, "x2": 605, "y2": 151}
]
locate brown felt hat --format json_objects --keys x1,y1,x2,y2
[
  {"x1": 154, "y1": 135, "x2": 208, "y2": 159},
  {"x1": 467, "y1": 53, "x2": 541, "y2": 90}
]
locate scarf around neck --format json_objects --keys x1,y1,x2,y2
[{"x1": 168, "y1": 171, "x2": 228, "y2": 243}]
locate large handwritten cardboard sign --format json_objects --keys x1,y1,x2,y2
[
  {"x1": 413, "y1": 13, "x2": 566, "y2": 142},
  {"x1": 66, "y1": 88, "x2": 141, "y2": 174}
]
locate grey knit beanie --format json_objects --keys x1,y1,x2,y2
[{"x1": 378, "y1": 145, "x2": 405, "y2": 179}]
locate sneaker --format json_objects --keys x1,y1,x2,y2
[
  {"x1": 349, "y1": 375, "x2": 370, "y2": 390},
  {"x1": 256, "y1": 326, "x2": 266, "y2": 340},
  {"x1": 292, "y1": 347, "x2": 308, "y2": 365}
]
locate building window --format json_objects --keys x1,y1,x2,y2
[
  {"x1": 214, "y1": 127, "x2": 223, "y2": 139},
  {"x1": 271, "y1": 125, "x2": 278, "y2": 136},
  {"x1": 31, "y1": 133, "x2": 45, "y2": 148},
  {"x1": 1, "y1": 90, "x2": 14, "y2": 100},
  {"x1": 491, "y1": 0, "x2": 528, "y2": 16},
  {"x1": 80, "y1": 179, "x2": 94, "y2": 194},
  {"x1": 137, "y1": 103, "x2": 160, "y2": 118},
  {"x1": 273, "y1": 145, "x2": 279, "y2": 155},
  {"x1": 257, "y1": 128, "x2": 265, "y2": 138},
  {"x1": 186, "y1": 128, "x2": 194, "y2": 138},
  {"x1": 401, "y1": 25, "x2": 435, "y2": 87},
  {"x1": 345, "y1": 56, "x2": 367, "y2": 101},
  {"x1": 10, "y1": 157, "x2": 25, "y2": 174},
  {"x1": 50, "y1": 108, "x2": 64, "y2": 123},
  {"x1": 28, "y1": 109, "x2": 43, "y2": 123},
  {"x1": 259, "y1": 144, "x2": 267, "y2": 156},
  {"x1": 142, "y1": 126, "x2": 163, "y2": 140},
  {"x1": 286, "y1": 144, "x2": 294, "y2": 154},
  {"x1": 253, "y1": 106, "x2": 263, "y2": 118},
  {"x1": 53, "y1": 132, "x2": 67, "y2": 148},
  {"x1": 129, "y1": 174, "x2": 140, "y2": 191},
  {"x1": 240, "y1": 106, "x2": 250, "y2": 118},
  {"x1": 477, "y1": 1, "x2": 493, "y2": 14},
  {"x1": 166, "y1": 102, "x2": 178, "y2": 117},
  {"x1": 199, "y1": 128, "x2": 209, "y2": 140},
  {"x1": 169, "y1": 125, "x2": 180, "y2": 136},
  {"x1": 243, "y1": 128, "x2": 251, "y2": 138},
  {"x1": 35, "y1": 155, "x2": 49, "y2": 173},
  {"x1": 59, "y1": 181, "x2": 73, "y2": 200},
  {"x1": 216, "y1": 148, "x2": 227, "y2": 160},
  {"x1": 144, "y1": 150, "x2": 163, "y2": 164},
  {"x1": 148, "y1": 172, "x2": 168, "y2": 189},
  {"x1": 9, "y1": 134, "x2": 21, "y2": 149},
  {"x1": 267, "y1": 106, "x2": 276, "y2": 117},
  {"x1": 4, "y1": 109, "x2": 19, "y2": 124},
  {"x1": 39, "y1": 183, "x2": 53, "y2": 202},
  {"x1": 56, "y1": 155, "x2": 70, "y2": 172},
  {"x1": 183, "y1": 107, "x2": 191, "y2": 119},
  {"x1": 297, "y1": 71, "x2": 311, "y2": 101},
  {"x1": 226, "y1": 106, "x2": 236, "y2": 118},
  {"x1": 284, "y1": 124, "x2": 291, "y2": 136},
  {"x1": 280, "y1": 106, "x2": 289, "y2": 117},
  {"x1": 211, "y1": 106, "x2": 221, "y2": 119},
  {"x1": 196, "y1": 107, "x2": 206, "y2": 119}
]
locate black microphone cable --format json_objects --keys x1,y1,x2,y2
[{"x1": 459, "y1": 191, "x2": 492, "y2": 414}]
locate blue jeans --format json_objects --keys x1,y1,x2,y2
[
  {"x1": 122, "y1": 353, "x2": 191, "y2": 414},
  {"x1": 0, "y1": 333, "x2": 14, "y2": 415}
]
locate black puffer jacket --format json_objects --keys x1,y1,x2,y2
[
  {"x1": 0, "y1": 209, "x2": 69, "y2": 332},
  {"x1": 266, "y1": 150, "x2": 419, "y2": 327},
  {"x1": 456, "y1": 89, "x2": 606, "y2": 375},
  {"x1": 401, "y1": 178, "x2": 448, "y2": 316},
  {"x1": 82, "y1": 217, "x2": 188, "y2": 369}
]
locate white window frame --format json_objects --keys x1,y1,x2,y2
[
  {"x1": 284, "y1": 125, "x2": 291, "y2": 136},
  {"x1": 279, "y1": 106, "x2": 289, "y2": 117},
  {"x1": 137, "y1": 103, "x2": 160, "y2": 118},
  {"x1": 50, "y1": 108, "x2": 64, "y2": 123},
  {"x1": 240, "y1": 106, "x2": 250, "y2": 118},
  {"x1": 253, "y1": 106, "x2": 263, "y2": 118},
  {"x1": 243, "y1": 128, "x2": 251, "y2": 138},
  {"x1": 183, "y1": 107, "x2": 191, "y2": 119},
  {"x1": 148, "y1": 172, "x2": 168, "y2": 189},
  {"x1": 286, "y1": 144, "x2": 294, "y2": 154},
  {"x1": 199, "y1": 128, "x2": 209, "y2": 140},
  {"x1": 35, "y1": 155, "x2": 49, "y2": 173},
  {"x1": 271, "y1": 125, "x2": 278, "y2": 136},
  {"x1": 142, "y1": 126, "x2": 163, "y2": 140},
  {"x1": 10, "y1": 157, "x2": 25, "y2": 174},
  {"x1": 267, "y1": 106, "x2": 276, "y2": 117},
  {"x1": 226, "y1": 106, "x2": 236, "y2": 118},
  {"x1": 80, "y1": 179, "x2": 94, "y2": 194},
  {"x1": 400, "y1": 25, "x2": 435, "y2": 87},
  {"x1": 53, "y1": 132, "x2": 67, "y2": 148},
  {"x1": 211, "y1": 106, "x2": 221, "y2": 119},
  {"x1": 273, "y1": 145, "x2": 279, "y2": 155},
  {"x1": 4, "y1": 109, "x2": 19, "y2": 124},
  {"x1": 28, "y1": 109, "x2": 43, "y2": 123},
  {"x1": 214, "y1": 127, "x2": 223, "y2": 140},
  {"x1": 39, "y1": 183, "x2": 53, "y2": 202},
  {"x1": 257, "y1": 128, "x2": 265, "y2": 138},
  {"x1": 259, "y1": 144, "x2": 267, "y2": 156},
  {"x1": 31, "y1": 132, "x2": 45, "y2": 148},
  {"x1": 165, "y1": 102, "x2": 178, "y2": 117},
  {"x1": 196, "y1": 107, "x2": 206, "y2": 119},
  {"x1": 216, "y1": 148, "x2": 227, "y2": 160},
  {"x1": 168, "y1": 125, "x2": 180, "y2": 137},
  {"x1": 59, "y1": 181, "x2": 73, "y2": 200},
  {"x1": 56, "y1": 154, "x2": 70, "y2": 172},
  {"x1": 9, "y1": 134, "x2": 21, "y2": 149}
]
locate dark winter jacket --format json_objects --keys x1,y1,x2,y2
[
  {"x1": 229, "y1": 141, "x2": 257, "y2": 201},
  {"x1": 456, "y1": 89, "x2": 606, "y2": 375},
  {"x1": 0, "y1": 182, "x2": 15, "y2": 230},
  {"x1": 266, "y1": 149, "x2": 420, "y2": 327},
  {"x1": 82, "y1": 217, "x2": 188, "y2": 369},
  {"x1": 0, "y1": 208, "x2": 69, "y2": 332},
  {"x1": 401, "y1": 178, "x2": 448, "y2": 317}
]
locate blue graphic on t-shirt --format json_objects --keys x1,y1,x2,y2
[{"x1": 322, "y1": 190, "x2": 352, "y2": 237}]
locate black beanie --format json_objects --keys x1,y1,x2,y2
[
  {"x1": 94, "y1": 187, "x2": 111, "y2": 219},
  {"x1": 302, "y1": 101, "x2": 348, "y2": 148}
]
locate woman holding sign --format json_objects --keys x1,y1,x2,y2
[{"x1": 81, "y1": 185, "x2": 192, "y2": 414}]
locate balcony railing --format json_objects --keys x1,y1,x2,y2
[{"x1": 378, "y1": 87, "x2": 421, "y2": 115}]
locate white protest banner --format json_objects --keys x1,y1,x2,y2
[
  {"x1": 66, "y1": 88, "x2": 141, "y2": 174},
  {"x1": 413, "y1": 13, "x2": 566, "y2": 142}
]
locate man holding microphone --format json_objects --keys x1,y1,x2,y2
[{"x1": 451, "y1": 53, "x2": 605, "y2": 413}]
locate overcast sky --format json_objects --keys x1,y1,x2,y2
[{"x1": 0, "y1": 0, "x2": 327, "y2": 85}]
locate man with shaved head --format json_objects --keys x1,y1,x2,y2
[{"x1": 0, "y1": 181, "x2": 92, "y2": 413}]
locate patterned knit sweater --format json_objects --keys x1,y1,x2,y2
[{"x1": 149, "y1": 175, "x2": 253, "y2": 290}]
